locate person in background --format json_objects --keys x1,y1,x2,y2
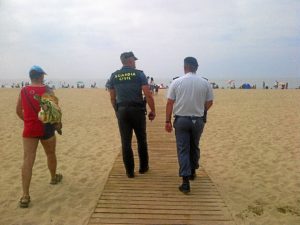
[
  {"x1": 16, "y1": 65, "x2": 62, "y2": 208},
  {"x1": 154, "y1": 84, "x2": 159, "y2": 95},
  {"x1": 165, "y1": 57, "x2": 213, "y2": 193},
  {"x1": 108, "y1": 52, "x2": 156, "y2": 178},
  {"x1": 149, "y1": 77, "x2": 155, "y2": 94}
]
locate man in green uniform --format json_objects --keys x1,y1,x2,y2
[{"x1": 108, "y1": 52, "x2": 156, "y2": 178}]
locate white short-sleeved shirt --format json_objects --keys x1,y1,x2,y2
[{"x1": 167, "y1": 73, "x2": 214, "y2": 117}]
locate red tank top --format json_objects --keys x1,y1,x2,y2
[{"x1": 21, "y1": 85, "x2": 47, "y2": 137}]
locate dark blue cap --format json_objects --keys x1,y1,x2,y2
[{"x1": 120, "y1": 52, "x2": 138, "y2": 61}]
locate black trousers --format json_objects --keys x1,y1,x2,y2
[{"x1": 117, "y1": 106, "x2": 148, "y2": 174}]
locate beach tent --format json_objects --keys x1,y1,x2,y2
[{"x1": 241, "y1": 83, "x2": 251, "y2": 89}]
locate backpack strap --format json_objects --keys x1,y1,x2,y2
[{"x1": 22, "y1": 88, "x2": 39, "y2": 114}]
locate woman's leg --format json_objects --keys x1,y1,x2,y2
[
  {"x1": 22, "y1": 137, "x2": 39, "y2": 197},
  {"x1": 41, "y1": 135, "x2": 57, "y2": 179}
]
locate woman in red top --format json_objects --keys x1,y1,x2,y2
[{"x1": 16, "y1": 65, "x2": 62, "y2": 208}]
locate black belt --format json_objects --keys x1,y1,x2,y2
[
  {"x1": 117, "y1": 101, "x2": 145, "y2": 108},
  {"x1": 175, "y1": 115, "x2": 204, "y2": 119}
]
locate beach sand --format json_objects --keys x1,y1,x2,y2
[
  {"x1": 0, "y1": 88, "x2": 299, "y2": 225},
  {"x1": 202, "y1": 89, "x2": 300, "y2": 225}
]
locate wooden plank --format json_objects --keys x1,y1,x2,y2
[
  {"x1": 96, "y1": 203, "x2": 225, "y2": 210},
  {"x1": 106, "y1": 178, "x2": 212, "y2": 183},
  {"x1": 101, "y1": 191, "x2": 222, "y2": 197},
  {"x1": 89, "y1": 218, "x2": 235, "y2": 225},
  {"x1": 91, "y1": 212, "x2": 231, "y2": 220},
  {"x1": 97, "y1": 199, "x2": 227, "y2": 207},
  {"x1": 94, "y1": 208, "x2": 226, "y2": 215},
  {"x1": 103, "y1": 186, "x2": 218, "y2": 191},
  {"x1": 105, "y1": 181, "x2": 216, "y2": 187},
  {"x1": 90, "y1": 219, "x2": 232, "y2": 224},
  {"x1": 99, "y1": 195, "x2": 223, "y2": 202}
]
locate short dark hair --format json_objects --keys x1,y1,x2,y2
[
  {"x1": 184, "y1": 57, "x2": 198, "y2": 73},
  {"x1": 29, "y1": 70, "x2": 44, "y2": 80},
  {"x1": 184, "y1": 64, "x2": 198, "y2": 73}
]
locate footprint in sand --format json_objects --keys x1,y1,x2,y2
[
  {"x1": 248, "y1": 204, "x2": 264, "y2": 216},
  {"x1": 236, "y1": 200, "x2": 265, "y2": 219},
  {"x1": 277, "y1": 206, "x2": 300, "y2": 216}
]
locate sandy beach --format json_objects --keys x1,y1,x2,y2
[
  {"x1": 202, "y1": 89, "x2": 300, "y2": 225},
  {"x1": 0, "y1": 88, "x2": 300, "y2": 225}
]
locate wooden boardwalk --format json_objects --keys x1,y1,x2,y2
[{"x1": 88, "y1": 96, "x2": 235, "y2": 225}]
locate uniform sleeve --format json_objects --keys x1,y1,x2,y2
[
  {"x1": 107, "y1": 74, "x2": 114, "y2": 89},
  {"x1": 167, "y1": 80, "x2": 176, "y2": 100},
  {"x1": 206, "y1": 82, "x2": 214, "y2": 101},
  {"x1": 139, "y1": 71, "x2": 148, "y2": 86}
]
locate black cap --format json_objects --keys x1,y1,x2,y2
[
  {"x1": 184, "y1": 57, "x2": 198, "y2": 67},
  {"x1": 120, "y1": 51, "x2": 138, "y2": 61}
]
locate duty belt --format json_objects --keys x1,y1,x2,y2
[
  {"x1": 175, "y1": 115, "x2": 204, "y2": 119},
  {"x1": 117, "y1": 101, "x2": 145, "y2": 108}
]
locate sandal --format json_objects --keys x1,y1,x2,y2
[
  {"x1": 50, "y1": 173, "x2": 63, "y2": 185},
  {"x1": 19, "y1": 195, "x2": 31, "y2": 208}
]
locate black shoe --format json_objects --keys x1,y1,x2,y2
[
  {"x1": 179, "y1": 177, "x2": 190, "y2": 193},
  {"x1": 126, "y1": 171, "x2": 135, "y2": 178},
  {"x1": 139, "y1": 166, "x2": 149, "y2": 174},
  {"x1": 189, "y1": 169, "x2": 196, "y2": 180}
]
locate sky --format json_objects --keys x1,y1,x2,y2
[{"x1": 0, "y1": 0, "x2": 299, "y2": 81}]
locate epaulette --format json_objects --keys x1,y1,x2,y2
[{"x1": 112, "y1": 70, "x2": 121, "y2": 74}]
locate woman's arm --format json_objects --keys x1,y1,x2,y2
[{"x1": 16, "y1": 93, "x2": 24, "y2": 120}]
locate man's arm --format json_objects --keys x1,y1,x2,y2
[
  {"x1": 142, "y1": 84, "x2": 156, "y2": 120},
  {"x1": 203, "y1": 100, "x2": 213, "y2": 123},
  {"x1": 205, "y1": 82, "x2": 214, "y2": 111},
  {"x1": 109, "y1": 89, "x2": 117, "y2": 111},
  {"x1": 165, "y1": 98, "x2": 175, "y2": 132},
  {"x1": 16, "y1": 93, "x2": 23, "y2": 120},
  {"x1": 205, "y1": 100, "x2": 213, "y2": 111}
]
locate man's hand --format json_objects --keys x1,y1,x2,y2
[
  {"x1": 165, "y1": 98, "x2": 174, "y2": 132},
  {"x1": 142, "y1": 84, "x2": 156, "y2": 120},
  {"x1": 165, "y1": 121, "x2": 173, "y2": 133},
  {"x1": 148, "y1": 111, "x2": 156, "y2": 121}
]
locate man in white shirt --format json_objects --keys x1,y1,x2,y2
[{"x1": 165, "y1": 57, "x2": 214, "y2": 193}]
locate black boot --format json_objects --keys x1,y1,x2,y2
[
  {"x1": 139, "y1": 166, "x2": 149, "y2": 174},
  {"x1": 126, "y1": 171, "x2": 135, "y2": 178},
  {"x1": 179, "y1": 176, "x2": 190, "y2": 193},
  {"x1": 189, "y1": 169, "x2": 196, "y2": 180}
]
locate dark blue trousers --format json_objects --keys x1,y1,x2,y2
[{"x1": 174, "y1": 116, "x2": 205, "y2": 177}]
